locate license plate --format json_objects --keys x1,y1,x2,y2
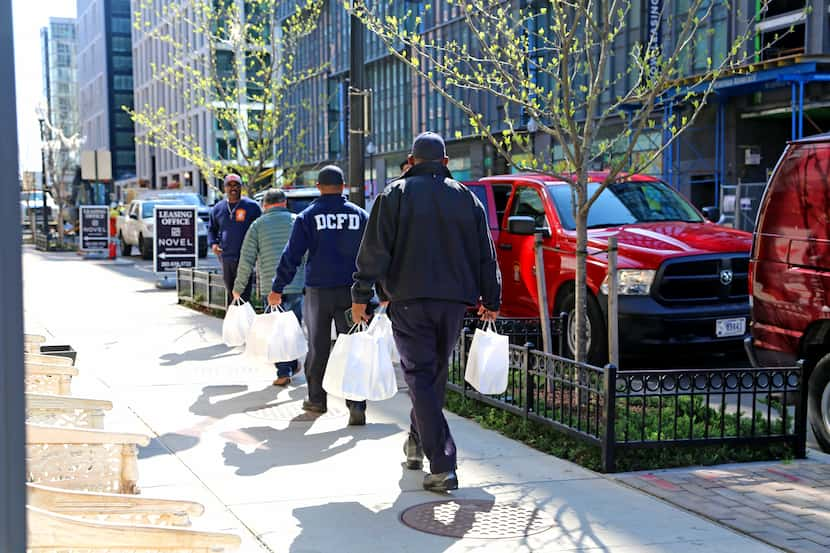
[{"x1": 716, "y1": 317, "x2": 746, "y2": 338}]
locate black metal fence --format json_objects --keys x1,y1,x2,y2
[
  {"x1": 451, "y1": 319, "x2": 807, "y2": 472},
  {"x1": 176, "y1": 268, "x2": 229, "y2": 310}
]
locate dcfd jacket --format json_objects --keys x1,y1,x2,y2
[
  {"x1": 208, "y1": 197, "x2": 262, "y2": 260},
  {"x1": 272, "y1": 195, "x2": 368, "y2": 292},
  {"x1": 352, "y1": 162, "x2": 502, "y2": 310}
]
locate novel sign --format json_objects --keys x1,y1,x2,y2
[
  {"x1": 79, "y1": 205, "x2": 110, "y2": 252},
  {"x1": 153, "y1": 206, "x2": 197, "y2": 273}
]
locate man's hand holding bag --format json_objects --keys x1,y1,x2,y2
[
  {"x1": 245, "y1": 305, "x2": 308, "y2": 363},
  {"x1": 464, "y1": 321, "x2": 509, "y2": 395},
  {"x1": 223, "y1": 298, "x2": 256, "y2": 347}
]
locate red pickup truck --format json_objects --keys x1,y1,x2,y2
[
  {"x1": 746, "y1": 133, "x2": 830, "y2": 452},
  {"x1": 467, "y1": 173, "x2": 753, "y2": 365}
]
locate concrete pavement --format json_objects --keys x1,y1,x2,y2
[{"x1": 22, "y1": 247, "x2": 780, "y2": 552}]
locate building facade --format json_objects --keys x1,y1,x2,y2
[
  {"x1": 77, "y1": 0, "x2": 137, "y2": 185},
  {"x1": 279, "y1": 0, "x2": 830, "y2": 222},
  {"x1": 131, "y1": 0, "x2": 211, "y2": 193},
  {"x1": 41, "y1": 18, "x2": 79, "y2": 142}
]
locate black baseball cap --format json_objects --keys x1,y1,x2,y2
[
  {"x1": 318, "y1": 165, "x2": 345, "y2": 186},
  {"x1": 411, "y1": 131, "x2": 446, "y2": 161}
]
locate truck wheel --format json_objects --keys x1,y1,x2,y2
[
  {"x1": 560, "y1": 291, "x2": 608, "y2": 366},
  {"x1": 119, "y1": 232, "x2": 132, "y2": 256},
  {"x1": 808, "y1": 353, "x2": 830, "y2": 453},
  {"x1": 139, "y1": 234, "x2": 152, "y2": 260}
]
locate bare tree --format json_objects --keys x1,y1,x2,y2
[{"x1": 37, "y1": 103, "x2": 83, "y2": 248}]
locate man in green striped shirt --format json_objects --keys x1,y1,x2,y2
[{"x1": 232, "y1": 188, "x2": 305, "y2": 386}]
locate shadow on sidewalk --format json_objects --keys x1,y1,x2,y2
[
  {"x1": 288, "y1": 470, "x2": 495, "y2": 552},
  {"x1": 189, "y1": 384, "x2": 303, "y2": 418},
  {"x1": 159, "y1": 344, "x2": 241, "y2": 366},
  {"x1": 222, "y1": 421, "x2": 400, "y2": 476},
  {"x1": 139, "y1": 385, "x2": 303, "y2": 460}
]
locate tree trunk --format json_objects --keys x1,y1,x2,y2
[{"x1": 574, "y1": 180, "x2": 589, "y2": 364}]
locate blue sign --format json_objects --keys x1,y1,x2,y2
[{"x1": 646, "y1": 0, "x2": 662, "y2": 74}]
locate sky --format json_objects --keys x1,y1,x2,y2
[{"x1": 13, "y1": 0, "x2": 77, "y2": 172}]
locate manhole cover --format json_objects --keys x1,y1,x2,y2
[
  {"x1": 400, "y1": 500, "x2": 555, "y2": 539},
  {"x1": 244, "y1": 400, "x2": 347, "y2": 422}
]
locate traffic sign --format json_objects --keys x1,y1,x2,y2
[
  {"x1": 79, "y1": 205, "x2": 110, "y2": 252},
  {"x1": 153, "y1": 206, "x2": 197, "y2": 273}
]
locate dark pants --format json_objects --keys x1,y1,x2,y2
[
  {"x1": 303, "y1": 286, "x2": 366, "y2": 411},
  {"x1": 388, "y1": 300, "x2": 467, "y2": 474},
  {"x1": 275, "y1": 293, "x2": 303, "y2": 378},
  {"x1": 220, "y1": 256, "x2": 253, "y2": 305}
]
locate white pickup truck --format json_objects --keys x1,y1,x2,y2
[{"x1": 117, "y1": 196, "x2": 208, "y2": 259}]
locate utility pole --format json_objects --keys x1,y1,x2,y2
[
  {"x1": 348, "y1": 4, "x2": 366, "y2": 207},
  {"x1": 0, "y1": 0, "x2": 28, "y2": 546}
]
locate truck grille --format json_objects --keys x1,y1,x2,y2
[{"x1": 655, "y1": 254, "x2": 749, "y2": 304}]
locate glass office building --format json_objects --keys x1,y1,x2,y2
[{"x1": 77, "y1": 0, "x2": 136, "y2": 186}]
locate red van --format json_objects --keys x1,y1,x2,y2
[
  {"x1": 747, "y1": 133, "x2": 830, "y2": 452},
  {"x1": 467, "y1": 173, "x2": 753, "y2": 365}
]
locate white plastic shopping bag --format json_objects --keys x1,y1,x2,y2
[
  {"x1": 222, "y1": 298, "x2": 255, "y2": 347},
  {"x1": 268, "y1": 309, "x2": 308, "y2": 362},
  {"x1": 367, "y1": 312, "x2": 400, "y2": 365},
  {"x1": 464, "y1": 321, "x2": 509, "y2": 395},
  {"x1": 323, "y1": 324, "x2": 397, "y2": 402},
  {"x1": 245, "y1": 305, "x2": 308, "y2": 363},
  {"x1": 245, "y1": 306, "x2": 280, "y2": 362}
]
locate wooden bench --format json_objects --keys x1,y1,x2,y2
[
  {"x1": 26, "y1": 393, "x2": 113, "y2": 429},
  {"x1": 28, "y1": 506, "x2": 241, "y2": 552},
  {"x1": 27, "y1": 483, "x2": 204, "y2": 526},
  {"x1": 26, "y1": 423, "x2": 151, "y2": 494},
  {"x1": 24, "y1": 362, "x2": 78, "y2": 395}
]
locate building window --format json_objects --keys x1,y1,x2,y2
[
  {"x1": 113, "y1": 74, "x2": 133, "y2": 90},
  {"x1": 112, "y1": 36, "x2": 131, "y2": 53},
  {"x1": 111, "y1": 17, "x2": 131, "y2": 34},
  {"x1": 112, "y1": 55, "x2": 131, "y2": 71}
]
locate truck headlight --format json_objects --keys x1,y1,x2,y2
[{"x1": 600, "y1": 270, "x2": 656, "y2": 296}]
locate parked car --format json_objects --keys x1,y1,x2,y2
[
  {"x1": 20, "y1": 190, "x2": 58, "y2": 226},
  {"x1": 746, "y1": 132, "x2": 830, "y2": 452},
  {"x1": 117, "y1": 196, "x2": 208, "y2": 260},
  {"x1": 467, "y1": 173, "x2": 753, "y2": 365},
  {"x1": 253, "y1": 187, "x2": 322, "y2": 214}
]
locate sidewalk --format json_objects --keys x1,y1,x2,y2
[
  {"x1": 23, "y1": 248, "x2": 779, "y2": 552},
  {"x1": 613, "y1": 457, "x2": 830, "y2": 553}
]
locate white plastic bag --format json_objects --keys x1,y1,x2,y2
[
  {"x1": 245, "y1": 307, "x2": 280, "y2": 362},
  {"x1": 367, "y1": 312, "x2": 400, "y2": 365},
  {"x1": 222, "y1": 299, "x2": 255, "y2": 347},
  {"x1": 245, "y1": 306, "x2": 308, "y2": 363},
  {"x1": 269, "y1": 309, "x2": 308, "y2": 362},
  {"x1": 323, "y1": 324, "x2": 397, "y2": 402},
  {"x1": 464, "y1": 322, "x2": 509, "y2": 395}
]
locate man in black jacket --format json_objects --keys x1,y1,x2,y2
[{"x1": 351, "y1": 132, "x2": 501, "y2": 492}]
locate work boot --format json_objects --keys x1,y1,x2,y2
[
  {"x1": 423, "y1": 471, "x2": 458, "y2": 493},
  {"x1": 272, "y1": 376, "x2": 291, "y2": 387},
  {"x1": 348, "y1": 404, "x2": 366, "y2": 426},
  {"x1": 302, "y1": 400, "x2": 326, "y2": 413},
  {"x1": 403, "y1": 434, "x2": 423, "y2": 470}
]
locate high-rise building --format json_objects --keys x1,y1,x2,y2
[
  {"x1": 77, "y1": 0, "x2": 136, "y2": 184},
  {"x1": 41, "y1": 18, "x2": 79, "y2": 142},
  {"x1": 131, "y1": 0, "x2": 213, "y2": 193}
]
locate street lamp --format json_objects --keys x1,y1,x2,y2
[
  {"x1": 366, "y1": 139, "x2": 377, "y2": 197},
  {"x1": 35, "y1": 102, "x2": 50, "y2": 247}
]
